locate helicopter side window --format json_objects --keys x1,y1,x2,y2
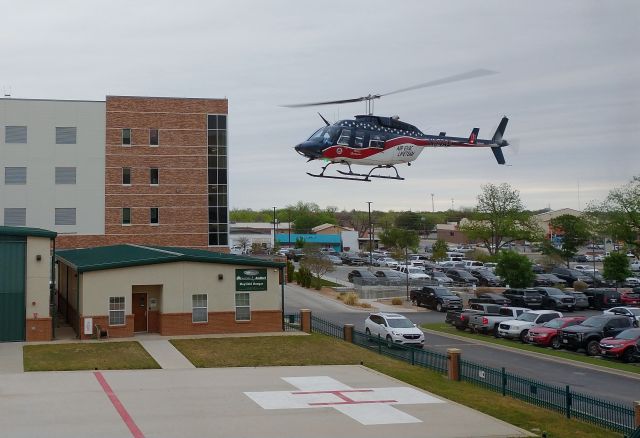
[
  {"x1": 370, "y1": 134, "x2": 385, "y2": 149},
  {"x1": 308, "y1": 128, "x2": 325, "y2": 141},
  {"x1": 354, "y1": 130, "x2": 366, "y2": 148},
  {"x1": 337, "y1": 129, "x2": 351, "y2": 146}
]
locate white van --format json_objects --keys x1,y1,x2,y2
[{"x1": 464, "y1": 260, "x2": 484, "y2": 269}]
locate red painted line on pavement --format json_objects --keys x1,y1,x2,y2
[{"x1": 94, "y1": 372, "x2": 145, "y2": 438}]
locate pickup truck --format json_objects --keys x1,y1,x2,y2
[
  {"x1": 468, "y1": 307, "x2": 529, "y2": 336},
  {"x1": 445, "y1": 303, "x2": 502, "y2": 331},
  {"x1": 410, "y1": 286, "x2": 462, "y2": 312}
]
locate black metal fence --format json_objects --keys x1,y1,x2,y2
[{"x1": 288, "y1": 313, "x2": 637, "y2": 436}]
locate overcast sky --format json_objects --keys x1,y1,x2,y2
[{"x1": 3, "y1": 1, "x2": 639, "y2": 212}]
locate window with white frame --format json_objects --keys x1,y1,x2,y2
[
  {"x1": 192, "y1": 294, "x2": 208, "y2": 323},
  {"x1": 235, "y1": 292, "x2": 250, "y2": 321},
  {"x1": 109, "y1": 296, "x2": 125, "y2": 325}
]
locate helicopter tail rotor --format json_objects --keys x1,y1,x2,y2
[{"x1": 490, "y1": 116, "x2": 509, "y2": 165}]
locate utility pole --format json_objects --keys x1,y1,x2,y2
[
  {"x1": 272, "y1": 207, "x2": 277, "y2": 251},
  {"x1": 367, "y1": 201, "x2": 373, "y2": 265},
  {"x1": 287, "y1": 209, "x2": 291, "y2": 248},
  {"x1": 431, "y1": 193, "x2": 435, "y2": 213}
]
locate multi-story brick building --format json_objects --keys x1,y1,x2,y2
[{"x1": 0, "y1": 95, "x2": 228, "y2": 250}]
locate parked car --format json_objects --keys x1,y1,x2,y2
[
  {"x1": 502, "y1": 288, "x2": 543, "y2": 309},
  {"x1": 526, "y1": 316, "x2": 587, "y2": 349},
  {"x1": 287, "y1": 249, "x2": 305, "y2": 261},
  {"x1": 464, "y1": 260, "x2": 485, "y2": 270},
  {"x1": 376, "y1": 257, "x2": 399, "y2": 268},
  {"x1": 469, "y1": 269, "x2": 504, "y2": 287},
  {"x1": 599, "y1": 328, "x2": 640, "y2": 362},
  {"x1": 341, "y1": 253, "x2": 366, "y2": 266},
  {"x1": 533, "y1": 287, "x2": 576, "y2": 311},
  {"x1": 534, "y1": 273, "x2": 567, "y2": 287},
  {"x1": 551, "y1": 267, "x2": 593, "y2": 287},
  {"x1": 374, "y1": 270, "x2": 404, "y2": 285},
  {"x1": 394, "y1": 265, "x2": 430, "y2": 280},
  {"x1": 531, "y1": 264, "x2": 545, "y2": 274},
  {"x1": 445, "y1": 303, "x2": 502, "y2": 331},
  {"x1": 620, "y1": 290, "x2": 640, "y2": 306},
  {"x1": 566, "y1": 290, "x2": 590, "y2": 310},
  {"x1": 603, "y1": 307, "x2": 640, "y2": 326},
  {"x1": 468, "y1": 306, "x2": 529, "y2": 336},
  {"x1": 364, "y1": 312, "x2": 424, "y2": 348},
  {"x1": 323, "y1": 254, "x2": 343, "y2": 265},
  {"x1": 483, "y1": 262, "x2": 498, "y2": 272},
  {"x1": 625, "y1": 277, "x2": 640, "y2": 287},
  {"x1": 630, "y1": 260, "x2": 640, "y2": 271},
  {"x1": 472, "y1": 293, "x2": 511, "y2": 306},
  {"x1": 574, "y1": 265, "x2": 598, "y2": 273},
  {"x1": 573, "y1": 255, "x2": 588, "y2": 263},
  {"x1": 410, "y1": 286, "x2": 462, "y2": 312},
  {"x1": 347, "y1": 269, "x2": 377, "y2": 284},
  {"x1": 498, "y1": 310, "x2": 563, "y2": 342},
  {"x1": 445, "y1": 268, "x2": 479, "y2": 285},
  {"x1": 581, "y1": 270, "x2": 611, "y2": 287},
  {"x1": 582, "y1": 288, "x2": 622, "y2": 309},
  {"x1": 430, "y1": 270, "x2": 454, "y2": 286},
  {"x1": 559, "y1": 314, "x2": 634, "y2": 355}
]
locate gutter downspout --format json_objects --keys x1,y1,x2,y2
[
  {"x1": 50, "y1": 238, "x2": 56, "y2": 340},
  {"x1": 76, "y1": 270, "x2": 80, "y2": 339}
]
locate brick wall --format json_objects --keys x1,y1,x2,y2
[
  {"x1": 159, "y1": 310, "x2": 282, "y2": 336},
  {"x1": 79, "y1": 315, "x2": 135, "y2": 340},
  {"x1": 25, "y1": 317, "x2": 52, "y2": 341}
]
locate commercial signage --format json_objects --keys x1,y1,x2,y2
[{"x1": 236, "y1": 268, "x2": 267, "y2": 291}]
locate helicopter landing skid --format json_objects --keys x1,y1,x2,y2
[{"x1": 307, "y1": 162, "x2": 404, "y2": 182}]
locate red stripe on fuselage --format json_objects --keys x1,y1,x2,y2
[{"x1": 322, "y1": 137, "x2": 428, "y2": 160}]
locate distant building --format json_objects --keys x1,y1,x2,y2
[
  {"x1": 534, "y1": 208, "x2": 582, "y2": 239},
  {"x1": 436, "y1": 222, "x2": 469, "y2": 245}
]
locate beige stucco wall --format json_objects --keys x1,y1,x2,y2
[
  {"x1": 80, "y1": 261, "x2": 281, "y2": 316},
  {"x1": 25, "y1": 236, "x2": 52, "y2": 318}
]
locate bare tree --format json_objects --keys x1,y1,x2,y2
[{"x1": 300, "y1": 247, "x2": 334, "y2": 289}]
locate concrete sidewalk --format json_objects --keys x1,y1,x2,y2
[
  {"x1": 138, "y1": 339, "x2": 196, "y2": 369},
  {"x1": 0, "y1": 342, "x2": 24, "y2": 373}
]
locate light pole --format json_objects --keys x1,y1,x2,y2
[
  {"x1": 287, "y1": 208, "x2": 292, "y2": 248},
  {"x1": 272, "y1": 207, "x2": 277, "y2": 251},
  {"x1": 367, "y1": 201, "x2": 373, "y2": 265},
  {"x1": 431, "y1": 193, "x2": 435, "y2": 213}
]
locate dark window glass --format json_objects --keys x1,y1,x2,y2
[
  {"x1": 208, "y1": 130, "x2": 217, "y2": 146},
  {"x1": 219, "y1": 233, "x2": 228, "y2": 245},
  {"x1": 209, "y1": 233, "x2": 219, "y2": 245},
  {"x1": 217, "y1": 169, "x2": 227, "y2": 182},
  {"x1": 218, "y1": 207, "x2": 227, "y2": 221},
  {"x1": 209, "y1": 224, "x2": 219, "y2": 233},
  {"x1": 208, "y1": 207, "x2": 218, "y2": 223},
  {"x1": 150, "y1": 207, "x2": 159, "y2": 224},
  {"x1": 208, "y1": 169, "x2": 218, "y2": 183},
  {"x1": 218, "y1": 224, "x2": 228, "y2": 233},
  {"x1": 218, "y1": 184, "x2": 227, "y2": 194},
  {"x1": 122, "y1": 168, "x2": 131, "y2": 185},
  {"x1": 217, "y1": 155, "x2": 227, "y2": 167},
  {"x1": 208, "y1": 194, "x2": 217, "y2": 206},
  {"x1": 217, "y1": 115, "x2": 227, "y2": 130},
  {"x1": 122, "y1": 208, "x2": 131, "y2": 225},
  {"x1": 150, "y1": 168, "x2": 159, "y2": 185},
  {"x1": 218, "y1": 146, "x2": 227, "y2": 155},
  {"x1": 149, "y1": 128, "x2": 159, "y2": 146},
  {"x1": 208, "y1": 185, "x2": 218, "y2": 194},
  {"x1": 207, "y1": 115, "x2": 217, "y2": 129},
  {"x1": 218, "y1": 194, "x2": 227, "y2": 206},
  {"x1": 218, "y1": 130, "x2": 227, "y2": 146},
  {"x1": 122, "y1": 128, "x2": 131, "y2": 145},
  {"x1": 208, "y1": 155, "x2": 218, "y2": 168}
]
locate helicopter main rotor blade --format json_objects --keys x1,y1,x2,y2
[
  {"x1": 281, "y1": 96, "x2": 372, "y2": 108},
  {"x1": 381, "y1": 69, "x2": 497, "y2": 97}
]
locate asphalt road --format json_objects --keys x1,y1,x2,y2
[{"x1": 284, "y1": 285, "x2": 640, "y2": 405}]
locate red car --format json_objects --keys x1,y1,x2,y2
[
  {"x1": 620, "y1": 290, "x2": 640, "y2": 306},
  {"x1": 527, "y1": 316, "x2": 586, "y2": 349},
  {"x1": 599, "y1": 328, "x2": 640, "y2": 362}
]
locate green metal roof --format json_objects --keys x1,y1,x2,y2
[
  {"x1": 0, "y1": 226, "x2": 57, "y2": 239},
  {"x1": 56, "y1": 244, "x2": 285, "y2": 273}
]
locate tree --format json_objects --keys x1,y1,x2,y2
[
  {"x1": 459, "y1": 183, "x2": 541, "y2": 255},
  {"x1": 379, "y1": 228, "x2": 420, "y2": 264},
  {"x1": 603, "y1": 252, "x2": 632, "y2": 287},
  {"x1": 236, "y1": 236, "x2": 251, "y2": 254},
  {"x1": 547, "y1": 214, "x2": 592, "y2": 266},
  {"x1": 300, "y1": 247, "x2": 334, "y2": 290},
  {"x1": 495, "y1": 250, "x2": 534, "y2": 288},
  {"x1": 395, "y1": 211, "x2": 423, "y2": 231},
  {"x1": 431, "y1": 239, "x2": 448, "y2": 261},
  {"x1": 587, "y1": 175, "x2": 640, "y2": 256}
]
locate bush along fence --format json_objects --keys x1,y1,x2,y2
[{"x1": 285, "y1": 310, "x2": 640, "y2": 437}]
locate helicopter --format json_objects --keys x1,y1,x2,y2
[{"x1": 284, "y1": 69, "x2": 510, "y2": 182}]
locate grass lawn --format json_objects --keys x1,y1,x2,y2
[
  {"x1": 422, "y1": 322, "x2": 640, "y2": 375},
  {"x1": 172, "y1": 334, "x2": 625, "y2": 438},
  {"x1": 23, "y1": 342, "x2": 160, "y2": 371}
]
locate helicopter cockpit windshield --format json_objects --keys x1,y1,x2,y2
[{"x1": 308, "y1": 126, "x2": 340, "y2": 146}]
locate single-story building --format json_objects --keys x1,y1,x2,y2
[
  {"x1": 275, "y1": 233, "x2": 342, "y2": 252},
  {"x1": 0, "y1": 226, "x2": 57, "y2": 342},
  {"x1": 55, "y1": 244, "x2": 286, "y2": 340}
]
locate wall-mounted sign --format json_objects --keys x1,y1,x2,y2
[
  {"x1": 236, "y1": 268, "x2": 267, "y2": 291},
  {"x1": 84, "y1": 317, "x2": 93, "y2": 335}
]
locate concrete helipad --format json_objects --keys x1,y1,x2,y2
[{"x1": 0, "y1": 365, "x2": 532, "y2": 438}]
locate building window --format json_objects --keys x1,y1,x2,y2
[
  {"x1": 55, "y1": 167, "x2": 76, "y2": 184},
  {"x1": 150, "y1": 207, "x2": 159, "y2": 225},
  {"x1": 55, "y1": 208, "x2": 76, "y2": 225},
  {"x1": 56, "y1": 127, "x2": 77, "y2": 144},
  {"x1": 122, "y1": 208, "x2": 131, "y2": 225},
  {"x1": 235, "y1": 292, "x2": 250, "y2": 321},
  {"x1": 122, "y1": 168, "x2": 131, "y2": 185},
  {"x1": 150, "y1": 168, "x2": 159, "y2": 185},
  {"x1": 5, "y1": 126, "x2": 27, "y2": 143},
  {"x1": 207, "y1": 114, "x2": 228, "y2": 246},
  {"x1": 4, "y1": 167, "x2": 26, "y2": 184},
  {"x1": 122, "y1": 128, "x2": 131, "y2": 146},
  {"x1": 149, "y1": 128, "x2": 159, "y2": 146},
  {"x1": 4, "y1": 208, "x2": 26, "y2": 226},
  {"x1": 109, "y1": 296, "x2": 125, "y2": 326},
  {"x1": 192, "y1": 294, "x2": 208, "y2": 323}
]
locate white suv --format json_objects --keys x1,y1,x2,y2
[
  {"x1": 364, "y1": 313, "x2": 424, "y2": 348},
  {"x1": 394, "y1": 265, "x2": 430, "y2": 280},
  {"x1": 498, "y1": 310, "x2": 563, "y2": 342}
]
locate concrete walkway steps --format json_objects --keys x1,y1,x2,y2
[{"x1": 138, "y1": 339, "x2": 195, "y2": 369}]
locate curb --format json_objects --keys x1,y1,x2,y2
[{"x1": 421, "y1": 328, "x2": 640, "y2": 381}]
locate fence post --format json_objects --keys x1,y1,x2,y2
[
  {"x1": 501, "y1": 367, "x2": 506, "y2": 396},
  {"x1": 300, "y1": 309, "x2": 312, "y2": 334},
  {"x1": 378, "y1": 334, "x2": 382, "y2": 354},
  {"x1": 565, "y1": 385, "x2": 572, "y2": 419},
  {"x1": 343, "y1": 324, "x2": 354, "y2": 343},
  {"x1": 447, "y1": 348, "x2": 461, "y2": 381},
  {"x1": 635, "y1": 400, "x2": 640, "y2": 429}
]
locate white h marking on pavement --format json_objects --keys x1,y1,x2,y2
[{"x1": 244, "y1": 376, "x2": 444, "y2": 425}]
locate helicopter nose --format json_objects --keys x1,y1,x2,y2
[{"x1": 294, "y1": 141, "x2": 323, "y2": 159}]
